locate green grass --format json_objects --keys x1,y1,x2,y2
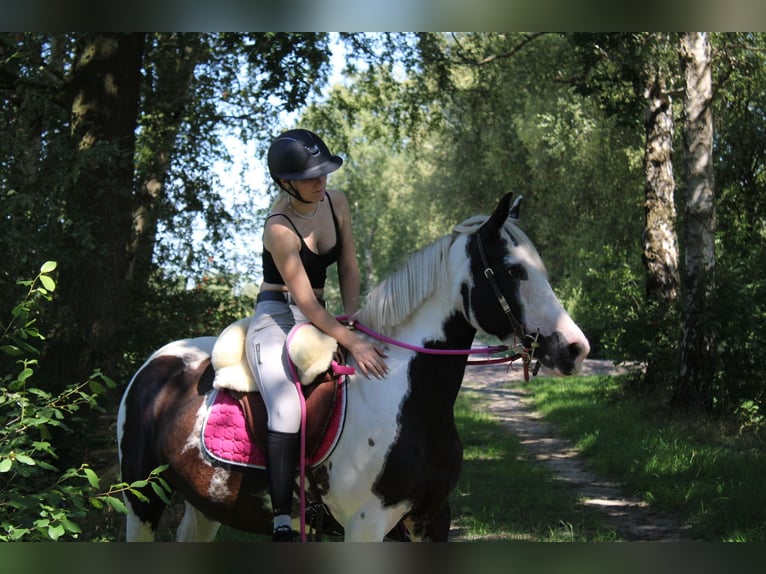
[
  {"x1": 523, "y1": 375, "x2": 766, "y2": 542},
  {"x1": 450, "y1": 392, "x2": 617, "y2": 541}
]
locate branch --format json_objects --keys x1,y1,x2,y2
[{"x1": 452, "y1": 32, "x2": 550, "y2": 67}]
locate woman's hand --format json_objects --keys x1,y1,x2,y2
[{"x1": 349, "y1": 338, "x2": 388, "y2": 379}]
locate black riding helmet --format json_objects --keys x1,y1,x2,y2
[{"x1": 267, "y1": 129, "x2": 343, "y2": 202}]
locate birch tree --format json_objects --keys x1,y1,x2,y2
[{"x1": 675, "y1": 32, "x2": 716, "y2": 410}]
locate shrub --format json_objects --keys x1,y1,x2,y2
[{"x1": 0, "y1": 262, "x2": 168, "y2": 540}]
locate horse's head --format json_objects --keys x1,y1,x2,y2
[{"x1": 462, "y1": 193, "x2": 590, "y2": 376}]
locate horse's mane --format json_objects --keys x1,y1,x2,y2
[
  {"x1": 356, "y1": 213, "x2": 545, "y2": 334},
  {"x1": 357, "y1": 214, "x2": 490, "y2": 333}
]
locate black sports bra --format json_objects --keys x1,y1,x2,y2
[{"x1": 261, "y1": 194, "x2": 342, "y2": 289}]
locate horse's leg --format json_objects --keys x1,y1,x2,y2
[
  {"x1": 405, "y1": 502, "x2": 452, "y2": 542},
  {"x1": 342, "y1": 502, "x2": 409, "y2": 542},
  {"x1": 125, "y1": 507, "x2": 159, "y2": 542},
  {"x1": 176, "y1": 501, "x2": 222, "y2": 542},
  {"x1": 420, "y1": 502, "x2": 452, "y2": 542}
]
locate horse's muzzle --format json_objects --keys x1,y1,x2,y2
[{"x1": 536, "y1": 331, "x2": 590, "y2": 376}]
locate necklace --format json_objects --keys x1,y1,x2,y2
[{"x1": 287, "y1": 196, "x2": 320, "y2": 220}]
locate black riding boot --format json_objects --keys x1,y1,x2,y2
[{"x1": 265, "y1": 430, "x2": 300, "y2": 541}]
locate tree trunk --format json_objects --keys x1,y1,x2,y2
[
  {"x1": 643, "y1": 78, "x2": 680, "y2": 304},
  {"x1": 674, "y1": 32, "x2": 716, "y2": 410},
  {"x1": 46, "y1": 33, "x2": 145, "y2": 389},
  {"x1": 128, "y1": 33, "x2": 205, "y2": 286},
  {"x1": 642, "y1": 76, "x2": 681, "y2": 388}
]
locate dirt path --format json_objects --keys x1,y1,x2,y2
[{"x1": 454, "y1": 360, "x2": 692, "y2": 541}]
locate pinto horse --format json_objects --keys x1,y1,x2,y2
[{"x1": 117, "y1": 193, "x2": 589, "y2": 542}]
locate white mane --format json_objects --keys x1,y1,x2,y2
[{"x1": 357, "y1": 214, "x2": 490, "y2": 333}]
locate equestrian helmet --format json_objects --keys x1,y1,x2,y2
[{"x1": 267, "y1": 129, "x2": 343, "y2": 183}]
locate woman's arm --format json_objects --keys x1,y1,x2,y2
[{"x1": 265, "y1": 213, "x2": 387, "y2": 379}]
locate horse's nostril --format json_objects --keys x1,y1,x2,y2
[{"x1": 568, "y1": 342, "x2": 584, "y2": 360}]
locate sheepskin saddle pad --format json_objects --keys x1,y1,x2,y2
[{"x1": 201, "y1": 318, "x2": 351, "y2": 469}]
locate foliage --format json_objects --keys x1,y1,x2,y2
[
  {"x1": 708, "y1": 33, "x2": 766, "y2": 418},
  {"x1": 121, "y1": 268, "x2": 256, "y2": 373},
  {"x1": 0, "y1": 262, "x2": 171, "y2": 541}
]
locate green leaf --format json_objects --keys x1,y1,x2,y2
[
  {"x1": 39, "y1": 275, "x2": 56, "y2": 292},
  {"x1": 40, "y1": 261, "x2": 57, "y2": 273},
  {"x1": 1, "y1": 345, "x2": 23, "y2": 356},
  {"x1": 151, "y1": 481, "x2": 172, "y2": 505},
  {"x1": 83, "y1": 467, "x2": 100, "y2": 488},
  {"x1": 14, "y1": 453, "x2": 35, "y2": 466},
  {"x1": 0, "y1": 458, "x2": 12, "y2": 472},
  {"x1": 9, "y1": 527, "x2": 29, "y2": 540},
  {"x1": 61, "y1": 517, "x2": 82, "y2": 534},
  {"x1": 88, "y1": 380, "x2": 105, "y2": 395},
  {"x1": 128, "y1": 489, "x2": 149, "y2": 503},
  {"x1": 17, "y1": 368, "x2": 34, "y2": 384},
  {"x1": 48, "y1": 523, "x2": 66, "y2": 541},
  {"x1": 104, "y1": 496, "x2": 128, "y2": 514}
]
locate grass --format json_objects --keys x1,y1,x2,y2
[
  {"x1": 523, "y1": 375, "x2": 766, "y2": 542},
  {"x1": 449, "y1": 392, "x2": 617, "y2": 541}
]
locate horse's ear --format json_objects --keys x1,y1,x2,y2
[
  {"x1": 484, "y1": 193, "x2": 514, "y2": 232},
  {"x1": 509, "y1": 195, "x2": 522, "y2": 220}
]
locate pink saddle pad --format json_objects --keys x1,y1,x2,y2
[{"x1": 201, "y1": 385, "x2": 346, "y2": 469}]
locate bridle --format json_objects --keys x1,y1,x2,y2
[
  {"x1": 473, "y1": 231, "x2": 542, "y2": 379},
  {"x1": 476, "y1": 233, "x2": 526, "y2": 340}
]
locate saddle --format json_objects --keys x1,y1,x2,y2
[{"x1": 202, "y1": 318, "x2": 352, "y2": 467}]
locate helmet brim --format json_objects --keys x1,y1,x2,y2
[{"x1": 273, "y1": 156, "x2": 343, "y2": 181}]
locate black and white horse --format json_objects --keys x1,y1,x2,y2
[{"x1": 117, "y1": 193, "x2": 589, "y2": 541}]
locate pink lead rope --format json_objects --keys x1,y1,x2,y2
[{"x1": 336, "y1": 315, "x2": 531, "y2": 367}]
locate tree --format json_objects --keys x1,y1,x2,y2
[
  {"x1": 640, "y1": 37, "x2": 682, "y2": 390},
  {"x1": 674, "y1": 32, "x2": 716, "y2": 410},
  {"x1": 47, "y1": 34, "x2": 145, "y2": 386},
  {"x1": 0, "y1": 33, "x2": 334, "y2": 391}
]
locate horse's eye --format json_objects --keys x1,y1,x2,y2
[{"x1": 507, "y1": 264, "x2": 528, "y2": 281}]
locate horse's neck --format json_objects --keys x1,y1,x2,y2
[{"x1": 392, "y1": 294, "x2": 476, "y2": 352}]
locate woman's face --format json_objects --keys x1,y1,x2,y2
[{"x1": 285, "y1": 175, "x2": 327, "y2": 202}]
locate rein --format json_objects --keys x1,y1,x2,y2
[
  {"x1": 337, "y1": 316, "x2": 540, "y2": 380},
  {"x1": 287, "y1": 318, "x2": 540, "y2": 542}
]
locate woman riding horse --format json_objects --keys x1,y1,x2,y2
[
  {"x1": 117, "y1": 191, "x2": 590, "y2": 542},
  {"x1": 248, "y1": 129, "x2": 388, "y2": 540}
]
